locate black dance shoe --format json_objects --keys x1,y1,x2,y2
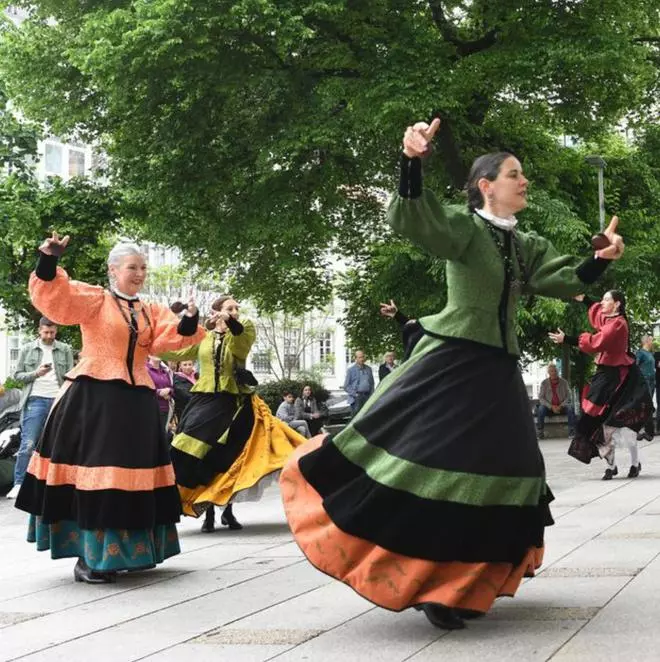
[
  {"x1": 74, "y1": 558, "x2": 116, "y2": 584},
  {"x1": 201, "y1": 507, "x2": 216, "y2": 533},
  {"x1": 221, "y1": 505, "x2": 243, "y2": 530},
  {"x1": 628, "y1": 463, "x2": 642, "y2": 478},
  {"x1": 602, "y1": 467, "x2": 618, "y2": 481},
  {"x1": 418, "y1": 604, "x2": 466, "y2": 630},
  {"x1": 455, "y1": 608, "x2": 485, "y2": 620}
]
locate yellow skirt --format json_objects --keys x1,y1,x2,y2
[{"x1": 178, "y1": 395, "x2": 306, "y2": 516}]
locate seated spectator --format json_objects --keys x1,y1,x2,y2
[
  {"x1": 537, "y1": 363, "x2": 576, "y2": 439},
  {"x1": 295, "y1": 384, "x2": 328, "y2": 436},
  {"x1": 276, "y1": 391, "x2": 310, "y2": 438}
]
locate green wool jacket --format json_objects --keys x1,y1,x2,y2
[
  {"x1": 388, "y1": 188, "x2": 603, "y2": 357},
  {"x1": 161, "y1": 319, "x2": 256, "y2": 395}
]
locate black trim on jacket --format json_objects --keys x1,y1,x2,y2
[
  {"x1": 398, "y1": 155, "x2": 423, "y2": 199},
  {"x1": 177, "y1": 311, "x2": 200, "y2": 336},
  {"x1": 576, "y1": 256, "x2": 611, "y2": 284},
  {"x1": 35, "y1": 253, "x2": 58, "y2": 281}
]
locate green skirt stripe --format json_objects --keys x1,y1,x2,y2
[
  {"x1": 332, "y1": 426, "x2": 543, "y2": 506},
  {"x1": 171, "y1": 432, "x2": 213, "y2": 460},
  {"x1": 332, "y1": 334, "x2": 544, "y2": 507},
  {"x1": 172, "y1": 400, "x2": 247, "y2": 460}
]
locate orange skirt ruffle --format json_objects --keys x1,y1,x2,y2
[{"x1": 280, "y1": 435, "x2": 543, "y2": 613}]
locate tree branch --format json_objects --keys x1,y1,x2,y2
[
  {"x1": 434, "y1": 115, "x2": 469, "y2": 189},
  {"x1": 427, "y1": 1, "x2": 497, "y2": 57}
]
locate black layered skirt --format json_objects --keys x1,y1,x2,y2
[
  {"x1": 16, "y1": 376, "x2": 182, "y2": 529},
  {"x1": 569, "y1": 363, "x2": 654, "y2": 464},
  {"x1": 281, "y1": 337, "x2": 551, "y2": 613}
]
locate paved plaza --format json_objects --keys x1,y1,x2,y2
[{"x1": 2, "y1": 438, "x2": 660, "y2": 661}]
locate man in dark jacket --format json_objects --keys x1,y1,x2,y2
[{"x1": 378, "y1": 351, "x2": 397, "y2": 382}]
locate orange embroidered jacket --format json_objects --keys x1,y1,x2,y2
[{"x1": 29, "y1": 265, "x2": 206, "y2": 389}]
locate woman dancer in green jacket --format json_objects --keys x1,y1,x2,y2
[{"x1": 280, "y1": 118, "x2": 624, "y2": 630}]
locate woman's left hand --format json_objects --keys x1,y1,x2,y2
[{"x1": 548, "y1": 329, "x2": 565, "y2": 344}]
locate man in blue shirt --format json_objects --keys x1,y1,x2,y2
[
  {"x1": 636, "y1": 335, "x2": 656, "y2": 441},
  {"x1": 344, "y1": 350, "x2": 375, "y2": 418}
]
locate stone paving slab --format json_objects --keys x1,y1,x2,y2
[
  {"x1": 407, "y1": 620, "x2": 586, "y2": 662},
  {"x1": 550, "y1": 554, "x2": 660, "y2": 661},
  {"x1": 3, "y1": 439, "x2": 660, "y2": 662},
  {"x1": 269, "y1": 608, "x2": 443, "y2": 662},
  {"x1": 141, "y1": 642, "x2": 294, "y2": 662}
]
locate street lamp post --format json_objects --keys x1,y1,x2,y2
[{"x1": 585, "y1": 155, "x2": 607, "y2": 232}]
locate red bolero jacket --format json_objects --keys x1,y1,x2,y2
[{"x1": 578, "y1": 303, "x2": 634, "y2": 367}]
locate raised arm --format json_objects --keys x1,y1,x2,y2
[
  {"x1": 517, "y1": 232, "x2": 612, "y2": 299},
  {"x1": 225, "y1": 318, "x2": 257, "y2": 361},
  {"x1": 149, "y1": 302, "x2": 207, "y2": 356},
  {"x1": 387, "y1": 156, "x2": 475, "y2": 260},
  {"x1": 30, "y1": 256, "x2": 105, "y2": 326},
  {"x1": 518, "y1": 215, "x2": 624, "y2": 299}
]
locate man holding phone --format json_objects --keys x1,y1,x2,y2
[{"x1": 6, "y1": 317, "x2": 73, "y2": 499}]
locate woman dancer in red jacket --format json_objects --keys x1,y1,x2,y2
[{"x1": 549, "y1": 291, "x2": 652, "y2": 479}]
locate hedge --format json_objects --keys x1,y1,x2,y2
[{"x1": 257, "y1": 377, "x2": 330, "y2": 414}]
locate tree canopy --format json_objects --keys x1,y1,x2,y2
[
  {"x1": 2, "y1": 0, "x2": 659, "y2": 315},
  {"x1": 0, "y1": 83, "x2": 120, "y2": 345},
  {"x1": 1, "y1": 0, "x2": 659, "y2": 366}
]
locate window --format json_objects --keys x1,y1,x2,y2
[
  {"x1": 252, "y1": 351, "x2": 271, "y2": 374},
  {"x1": 68, "y1": 149, "x2": 86, "y2": 177},
  {"x1": 345, "y1": 346, "x2": 353, "y2": 365},
  {"x1": 318, "y1": 332, "x2": 334, "y2": 374},
  {"x1": 44, "y1": 143, "x2": 63, "y2": 175}
]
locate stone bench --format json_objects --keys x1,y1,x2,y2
[{"x1": 530, "y1": 399, "x2": 573, "y2": 439}]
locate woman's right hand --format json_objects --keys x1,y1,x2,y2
[
  {"x1": 403, "y1": 118, "x2": 441, "y2": 158},
  {"x1": 207, "y1": 311, "x2": 229, "y2": 326},
  {"x1": 39, "y1": 231, "x2": 70, "y2": 256},
  {"x1": 379, "y1": 300, "x2": 398, "y2": 318},
  {"x1": 548, "y1": 329, "x2": 566, "y2": 345}
]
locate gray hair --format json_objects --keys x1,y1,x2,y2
[
  {"x1": 107, "y1": 242, "x2": 146, "y2": 287},
  {"x1": 107, "y1": 242, "x2": 145, "y2": 269}
]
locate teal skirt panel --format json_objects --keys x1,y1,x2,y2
[{"x1": 27, "y1": 516, "x2": 180, "y2": 571}]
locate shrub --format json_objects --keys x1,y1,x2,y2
[{"x1": 257, "y1": 377, "x2": 330, "y2": 414}]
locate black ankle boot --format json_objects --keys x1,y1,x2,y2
[
  {"x1": 201, "y1": 507, "x2": 215, "y2": 533},
  {"x1": 221, "y1": 504, "x2": 243, "y2": 530},
  {"x1": 602, "y1": 466, "x2": 618, "y2": 481},
  {"x1": 628, "y1": 463, "x2": 641, "y2": 478},
  {"x1": 73, "y1": 558, "x2": 116, "y2": 584},
  {"x1": 419, "y1": 604, "x2": 465, "y2": 630}
]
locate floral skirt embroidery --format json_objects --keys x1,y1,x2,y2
[{"x1": 27, "y1": 516, "x2": 180, "y2": 572}]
